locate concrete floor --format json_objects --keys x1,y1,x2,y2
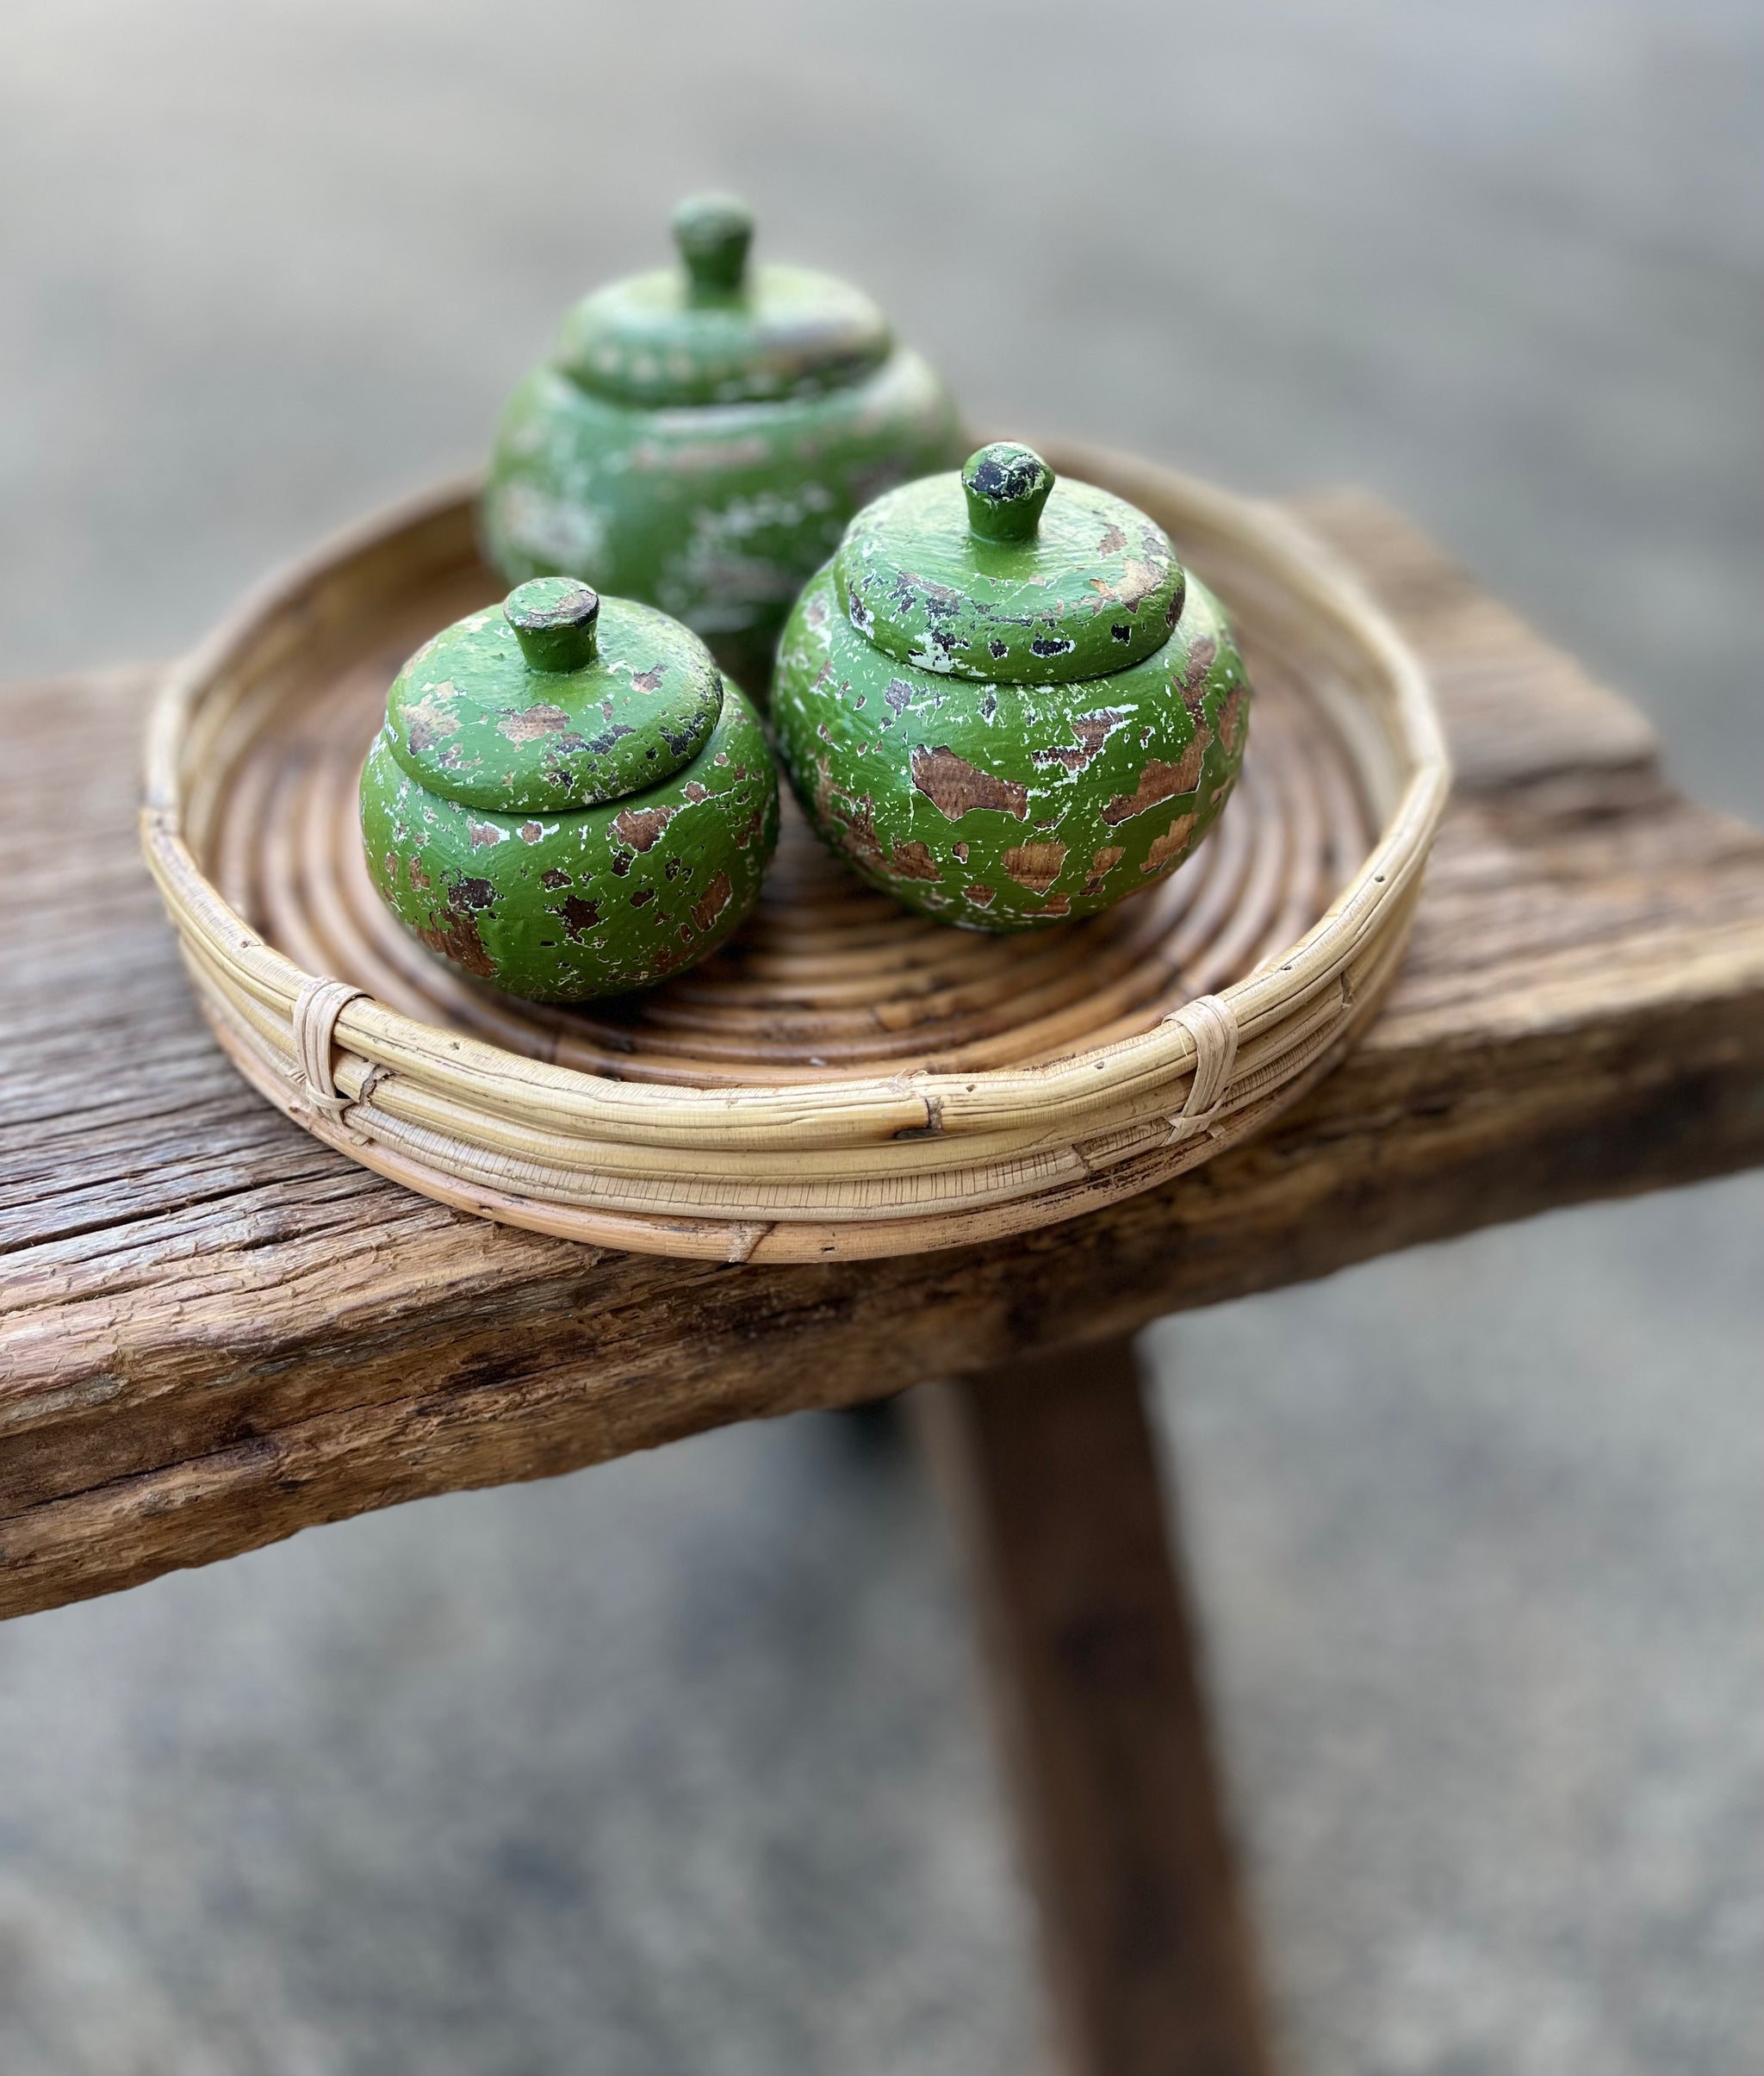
[{"x1": 0, "y1": 2, "x2": 1760, "y2": 2069}]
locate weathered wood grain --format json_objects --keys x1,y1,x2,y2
[
  {"x1": 924, "y1": 1338, "x2": 1274, "y2": 2076},
  {"x1": 3, "y1": 496, "x2": 1763, "y2": 1620}
]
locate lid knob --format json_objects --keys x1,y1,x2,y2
[
  {"x1": 505, "y1": 576, "x2": 600, "y2": 673},
  {"x1": 962, "y1": 443, "x2": 1055, "y2": 544},
  {"x1": 672, "y1": 192, "x2": 754, "y2": 302}
]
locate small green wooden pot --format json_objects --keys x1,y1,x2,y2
[
  {"x1": 360, "y1": 577, "x2": 779, "y2": 1001},
  {"x1": 481, "y1": 195, "x2": 964, "y2": 695},
  {"x1": 772, "y1": 444, "x2": 1252, "y2": 933}
]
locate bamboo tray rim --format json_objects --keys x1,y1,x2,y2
[{"x1": 144, "y1": 454, "x2": 1448, "y2": 1151}]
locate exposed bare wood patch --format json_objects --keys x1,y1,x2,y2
[
  {"x1": 495, "y1": 703, "x2": 572, "y2": 744},
  {"x1": 689, "y1": 871, "x2": 733, "y2": 935},
  {"x1": 609, "y1": 803, "x2": 675, "y2": 852},
  {"x1": 1103, "y1": 737, "x2": 1207, "y2": 825},
  {"x1": 1142, "y1": 814, "x2": 1199, "y2": 874},
  {"x1": 910, "y1": 744, "x2": 1030, "y2": 821},
  {"x1": 1004, "y1": 842, "x2": 1069, "y2": 894},
  {"x1": 1033, "y1": 709, "x2": 1128, "y2": 774},
  {"x1": 1084, "y1": 846, "x2": 1127, "y2": 896}
]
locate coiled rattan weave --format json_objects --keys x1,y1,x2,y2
[{"x1": 142, "y1": 443, "x2": 1450, "y2": 1262}]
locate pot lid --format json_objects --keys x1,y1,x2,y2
[
  {"x1": 553, "y1": 195, "x2": 892, "y2": 409},
  {"x1": 384, "y1": 578, "x2": 723, "y2": 814},
  {"x1": 833, "y1": 443, "x2": 1186, "y2": 684}
]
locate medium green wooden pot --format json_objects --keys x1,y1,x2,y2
[
  {"x1": 481, "y1": 195, "x2": 964, "y2": 695},
  {"x1": 360, "y1": 577, "x2": 778, "y2": 1001},
  {"x1": 772, "y1": 444, "x2": 1251, "y2": 932}
]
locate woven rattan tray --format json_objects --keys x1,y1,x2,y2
[{"x1": 142, "y1": 442, "x2": 1450, "y2": 1262}]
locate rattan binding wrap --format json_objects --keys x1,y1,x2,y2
[{"x1": 142, "y1": 444, "x2": 1450, "y2": 1263}]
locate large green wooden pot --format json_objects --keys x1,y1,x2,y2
[
  {"x1": 360, "y1": 577, "x2": 778, "y2": 1001},
  {"x1": 481, "y1": 195, "x2": 963, "y2": 694},
  {"x1": 772, "y1": 444, "x2": 1252, "y2": 933}
]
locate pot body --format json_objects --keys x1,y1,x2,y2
[
  {"x1": 481, "y1": 350, "x2": 962, "y2": 693},
  {"x1": 361, "y1": 681, "x2": 777, "y2": 1001},
  {"x1": 773, "y1": 568, "x2": 1248, "y2": 931}
]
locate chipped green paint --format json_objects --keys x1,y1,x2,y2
[
  {"x1": 556, "y1": 194, "x2": 891, "y2": 409},
  {"x1": 362, "y1": 580, "x2": 779, "y2": 1001},
  {"x1": 384, "y1": 577, "x2": 721, "y2": 814},
  {"x1": 837, "y1": 445, "x2": 1184, "y2": 684},
  {"x1": 772, "y1": 445, "x2": 1251, "y2": 933},
  {"x1": 481, "y1": 195, "x2": 963, "y2": 694}
]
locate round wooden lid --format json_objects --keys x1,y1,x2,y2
[
  {"x1": 832, "y1": 444, "x2": 1187, "y2": 685},
  {"x1": 382, "y1": 577, "x2": 723, "y2": 814},
  {"x1": 553, "y1": 194, "x2": 892, "y2": 409}
]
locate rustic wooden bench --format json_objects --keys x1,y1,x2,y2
[{"x1": 6, "y1": 493, "x2": 1763, "y2": 2076}]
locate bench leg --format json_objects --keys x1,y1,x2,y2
[{"x1": 922, "y1": 1334, "x2": 1276, "y2": 2076}]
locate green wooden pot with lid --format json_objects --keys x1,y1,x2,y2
[
  {"x1": 772, "y1": 444, "x2": 1251, "y2": 932},
  {"x1": 360, "y1": 576, "x2": 778, "y2": 1001},
  {"x1": 481, "y1": 195, "x2": 964, "y2": 695}
]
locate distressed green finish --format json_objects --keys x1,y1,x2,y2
[
  {"x1": 556, "y1": 195, "x2": 890, "y2": 409},
  {"x1": 384, "y1": 580, "x2": 720, "y2": 813},
  {"x1": 773, "y1": 445, "x2": 1251, "y2": 932},
  {"x1": 839, "y1": 461, "x2": 1183, "y2": 684},
  {"x1": 481, "y1": 195, "x2": 963, "y2": 693},
  {"x1": 362, "y1": 580, "x2": 779, "y2": 1001}
]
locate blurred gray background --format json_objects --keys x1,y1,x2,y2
[{"x1": 1, "y1": 2, "x2": 1760, "y2": 2071}]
